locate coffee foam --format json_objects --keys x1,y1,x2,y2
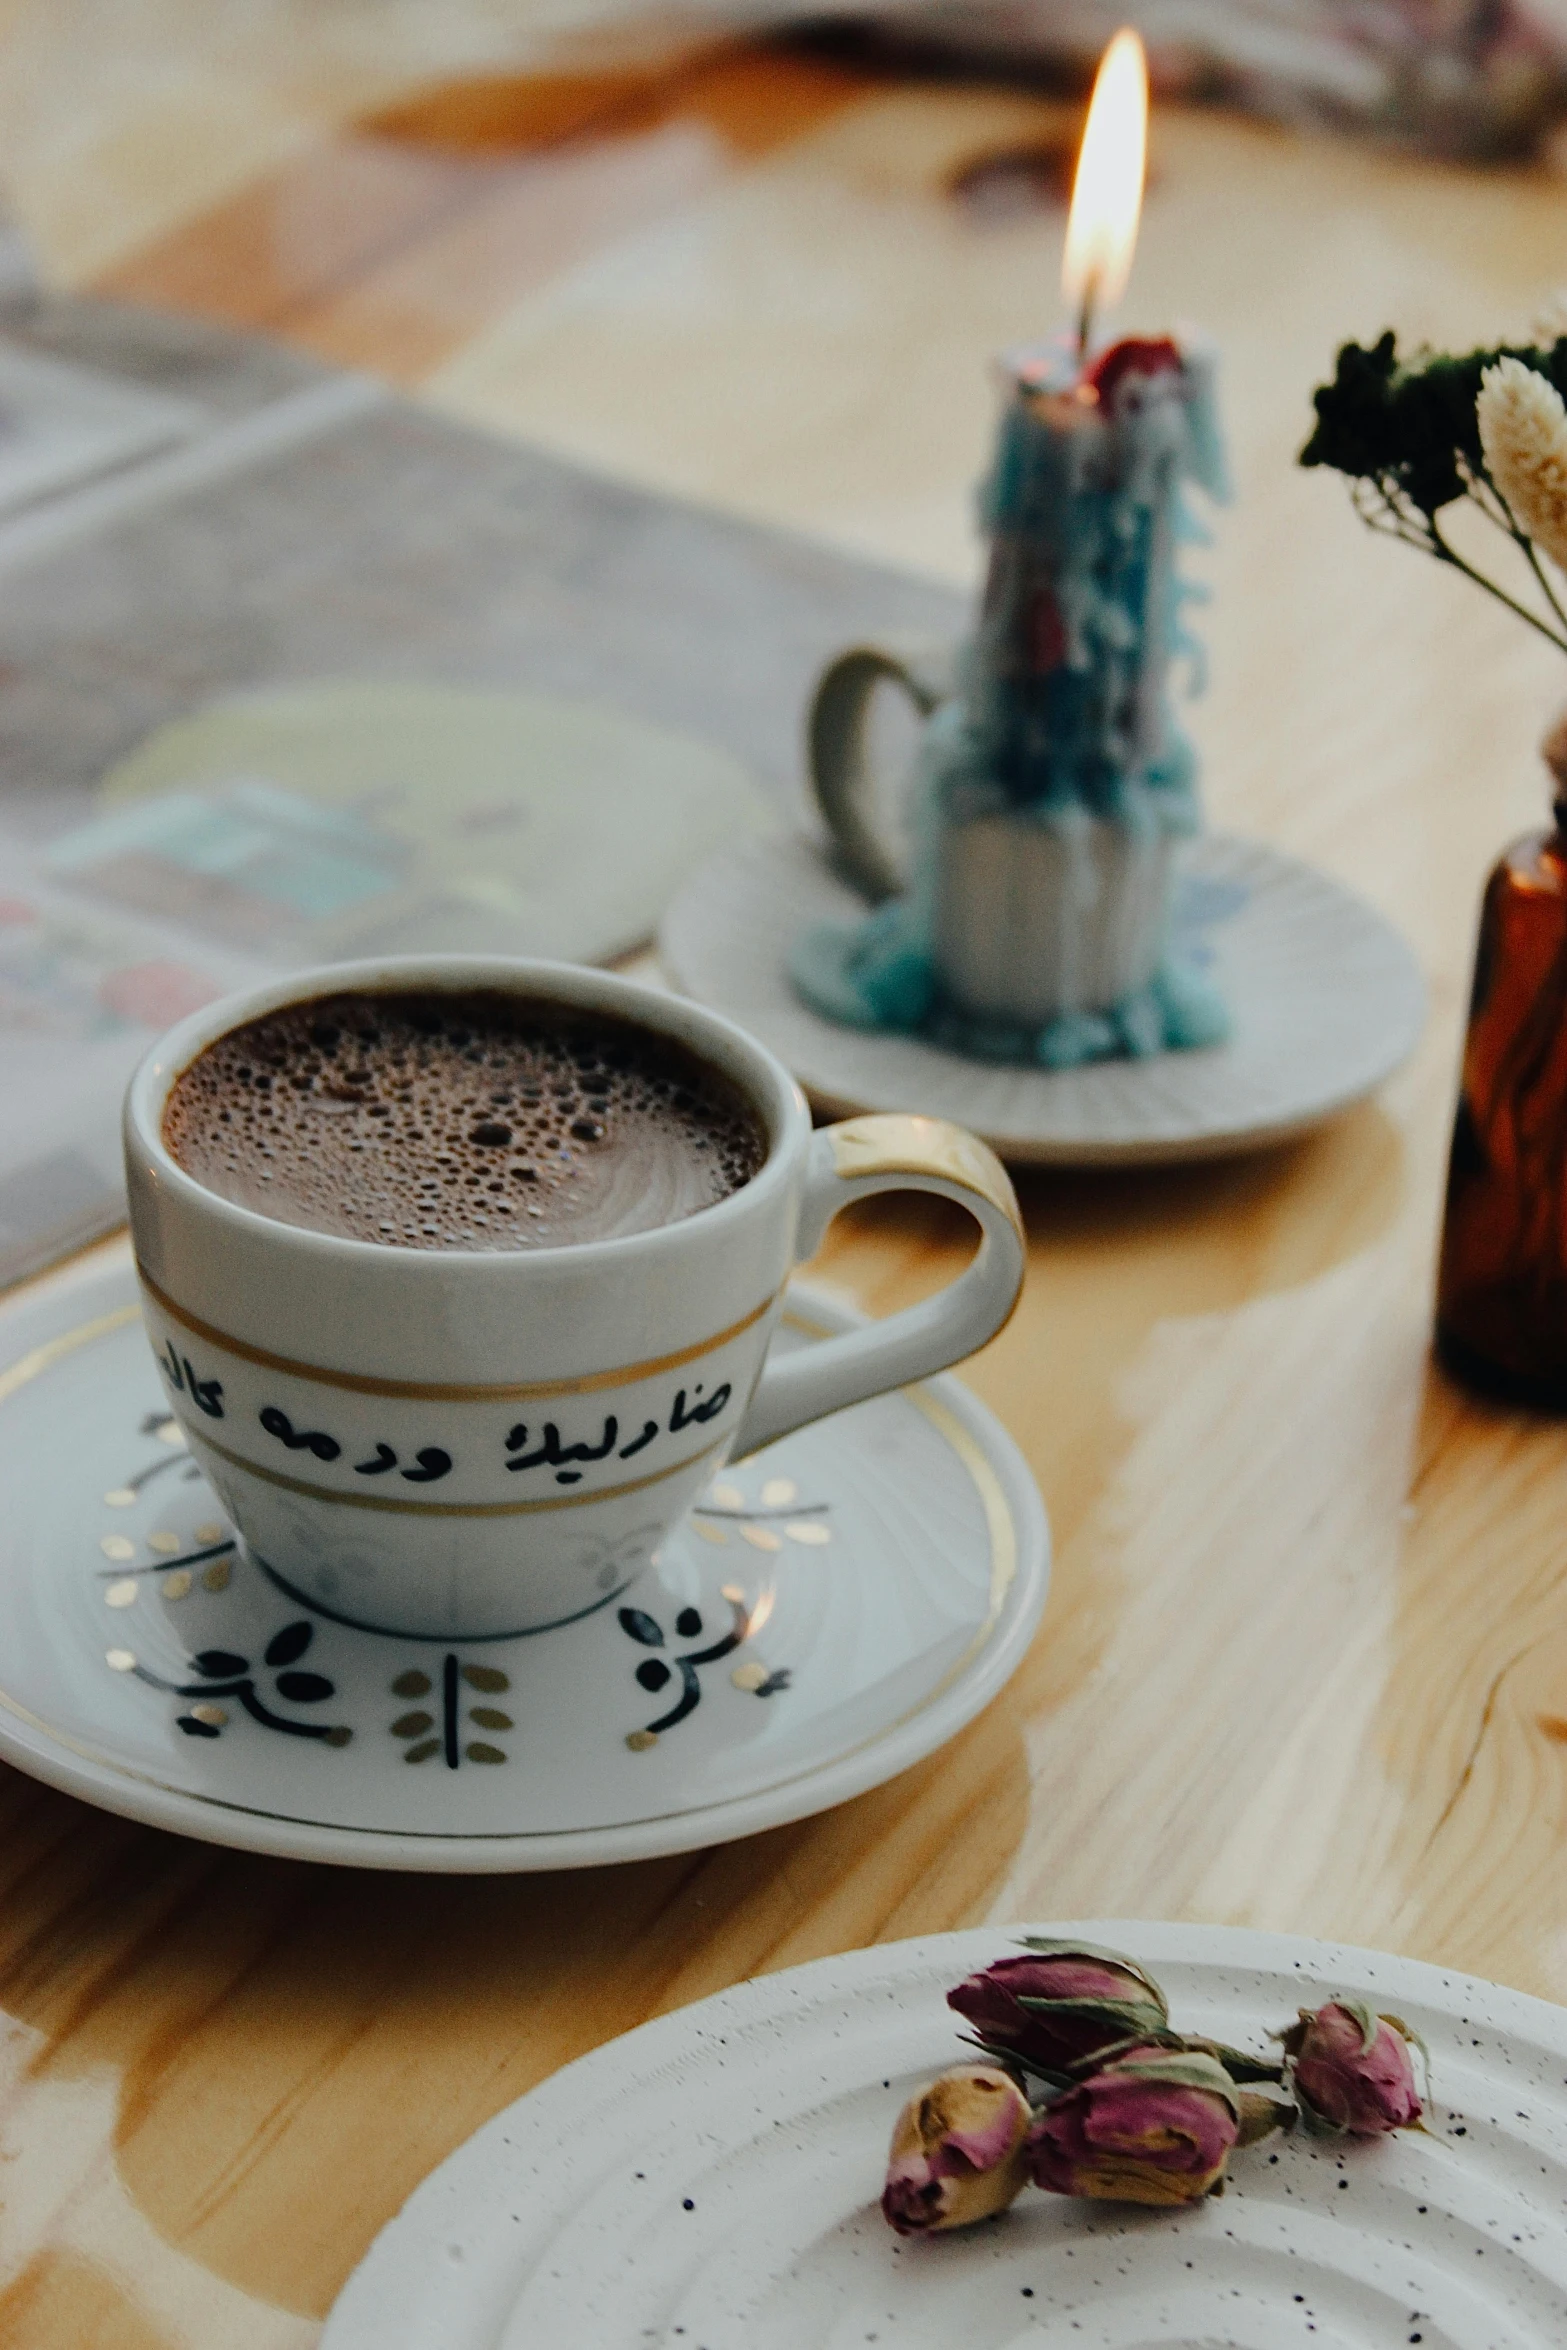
[{"x1": 162, "y1": 990, "x2": 767, "y2": 1250}]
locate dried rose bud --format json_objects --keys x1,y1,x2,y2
[
  {"x1": 1283, "y1": 2000, "x2": 1423, "y2": 2136},
  {"x1": 947, "y1": 1940, "x2": 1169, "y2": 2076},
  {"x1": 881, "y1": 2065, "x2": 1031, "y2": 2235},
  {"x1": 1026, "y1": 2047, "x2": 1239, "y2": 2208}
]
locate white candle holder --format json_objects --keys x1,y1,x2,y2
[{"x1": 932, "y1": 810, "x2": 1172, "y2": 1025}]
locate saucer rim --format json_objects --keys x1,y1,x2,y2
[
  {"x1": 0, "y1": 1248, "x2": 1049, "y2": 1873},
  {"x1": 659, "y1": 830, "x2": 1428, "y2": 1165}
]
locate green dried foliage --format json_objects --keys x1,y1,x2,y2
[
  {"x1": 1299, "y1": 330, "x2": 1567, "y2": 652},
  {"x1": 1302, "y1": 331, "x2": 1567, "y2": 512}
]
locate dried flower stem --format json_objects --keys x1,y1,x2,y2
[
  {"x1": 1349, "y1": 475, "x2": 1567, "y2": 650},
  {"x1": 1460, "y1": 454, "x2": 1567, "y2": 636},
  {"x1": 1429, "y1": 514, "x2": 1567, "y2": 652}
]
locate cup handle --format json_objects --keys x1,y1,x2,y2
[
  {"x1": 808, "y1": 640, "x2": 955, "y2": 903},
  {"x1": 731, "y1": 1113, "x2": 1024, "y2": 1459}
]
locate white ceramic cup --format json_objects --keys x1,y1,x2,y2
[{"x1": 124, "y1": 955, "x2": 1025, "y2": 1639}]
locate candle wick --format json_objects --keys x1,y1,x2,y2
[{"x1": 1076, "y1": 275, "x2": 1098, "y2": 367}]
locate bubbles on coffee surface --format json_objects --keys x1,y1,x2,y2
[{"x1": 163, "y1": 991, "x2": 767, "y2": 1250}]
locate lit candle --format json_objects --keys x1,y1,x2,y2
[
  {"x1": 973, "y1": 28, "x2": 1224, "y2": 822},
  {"x1": 793, "y1": 28, "x2": 1230, "y2": 1068},
  {"x1": 1063, "y1": 26, "x2": 1148, "y2": 358}
]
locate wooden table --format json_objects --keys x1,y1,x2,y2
[{"x1": 5, "y1": 34, "x2": 1567, "y2": 2345}]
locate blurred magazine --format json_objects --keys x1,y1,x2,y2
[{"x1": 0, "y1": 833, "x2": 267, "y2": 1287}]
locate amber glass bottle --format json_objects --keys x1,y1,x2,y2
[{"x1": 1437, "y1": 781, "x2": 1567, "y2": 1404}]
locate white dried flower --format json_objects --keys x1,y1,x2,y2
[{"x1": 1478, "y1": 355, "x2": 1567, "y2": 573}]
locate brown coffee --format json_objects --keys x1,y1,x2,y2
[{"x1": 162, "y1": 989, "x2": 768, "y2": 1250}]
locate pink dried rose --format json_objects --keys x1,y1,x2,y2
[
  {"x1": 881, "y1": 2065, "x2": 1032, "y2": 2235},
  {"x1": 946, "y1": 1939, "x2": 1169, "y2": 2076},
  {"x1": 1026, "y1": 2046, "x2": 1240, "y2": 2208},
  {"x1": 1283, "y1": 2000, "x2": 1424, "y2": 2136}
]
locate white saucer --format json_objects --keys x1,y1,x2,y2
[
  {"x1": 0, "y1": 1246, "x2": 1047, "y2": 1872},
  {"x1": 660, "y1": 833, "x2": 1427, "y2": 1165},
  {"x1": 323, "y1": 1921, "x2": 1567, "y2": 2350}
]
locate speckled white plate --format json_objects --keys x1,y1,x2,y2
[
  {"x1": 0, "y1": 1245, "x2": 1046, "y2": 1871},
  {"x1": 323, "y1": 1922, "x2": 1567, "y2": 2349},
  {"x1": 660, "y1": 834, "x2": 1427, "y2": 1165}
]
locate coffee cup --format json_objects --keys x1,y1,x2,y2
[{"x1": 124, "y1": 954, "x2": 1025, "y2": 1639}]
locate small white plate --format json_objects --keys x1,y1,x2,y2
[
  {"x1": 0, "y1": 1246, "x2": 1047, "y2": 1872},
  {"x1": 323, "y1": 1921, "x2": 1567, "y2": 2350},
  {"x1": 660, "y1": 833, "x2": 1427, "y2": 1165}
]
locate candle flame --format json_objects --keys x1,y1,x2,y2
[{"x1": 1061, "y1": 28, "x2": 1148, "y2": 328}]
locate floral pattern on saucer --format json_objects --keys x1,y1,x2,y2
[
  {"x1": 0, "y1": 1252, "x2": 1046, "y2": 1869},
  {"x1": 91, "y1": 1411, "x2": 811, "y2": 1767}
]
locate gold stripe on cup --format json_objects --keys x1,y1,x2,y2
[{"x1": 136, "y1": 1266, "x2": 778, "y2": 1402}]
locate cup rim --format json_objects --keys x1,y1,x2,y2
[{"x1": 123, "y1": 953, "x2": 809, "y2": 1275}]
